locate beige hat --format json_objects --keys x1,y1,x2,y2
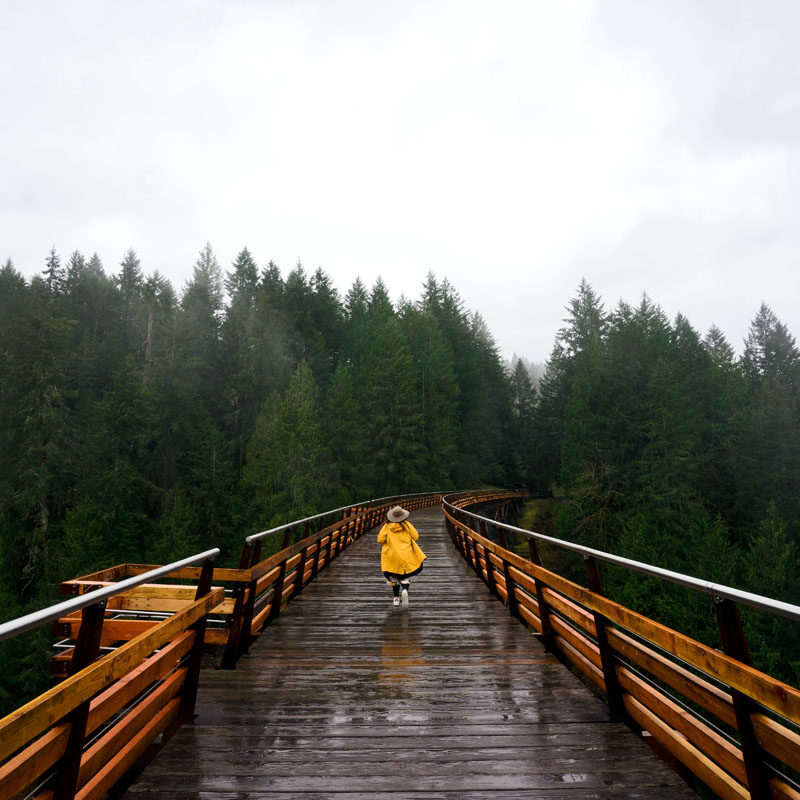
[{"x1": 387, "y1": 505, "x2": 409, "y2": 523}]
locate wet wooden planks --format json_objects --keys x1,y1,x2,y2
[{"x1": 125, "y1": 508, "x2": 695, "y2": 799}]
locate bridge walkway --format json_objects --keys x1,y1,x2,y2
[{"x1": 124, "y1": 508, "x2": 695, "y2": 799}]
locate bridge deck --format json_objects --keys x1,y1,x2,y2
[{"x1": 125, "y1": 508, "x2": 695, "y2": 799}]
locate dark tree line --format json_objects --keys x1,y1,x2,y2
[
  {"x1": 2, "y1": 249, "x2": 798, "y2": 707},
  {"x1": 0, "y1": 246, "x2": 529, "y2": 623},
  {"x1": 530, "y1": 279, "x2": 800, "y2": 682}
]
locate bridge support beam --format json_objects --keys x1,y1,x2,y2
[
  {"x1": 714, "y1": 598, "x2": 772, "y2": 800},
  {"x1": 222, "y1": 543, "x2": 256, "y2": 669},
  {"x1": 53, "y1": 595, "x2": 106, "y2": 800},
  {"x1": 528, "y1": 541, "x2": 557, "y2": 652},
  {"x1": 237, "y1": 541, "x2": 262, "y2": 659},
  {"x1": 179, "y1": 555, "x2": 216, "y2": 723},
  {"x1": 583, "y1": 556, "x2": 626, "y2": 721}
]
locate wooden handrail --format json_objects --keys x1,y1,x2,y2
[
  {"x1": 0, "y1": 553, "x2": 221, "y2": 800},
  {"x1": 445, "y1": 496, "x2": 800, "y2": 800}
]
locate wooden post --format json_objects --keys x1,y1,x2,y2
[
  {"x1": 496, "y1": 526, "x2": 509, "y2": 550},
  {"x1": 238, "y1": 541, "x2": 262, "y2": 657},
  {"x1": 483, "y1": 544, "x2": 498, "y2": 597},
  {"x1": 294, "y1": 546, "x2": 310, "y2": 595},
  {"x1": 499, "y1": 535, "x2": 519, "y2": 619},
  {"x1": 221, "y1": 543, "x2": 253, "y2": 669},
  {"x1": 53, "y1": 597, "x2": 106, "y2": 800},
  {"x1": 445, "y1": 516, "x2": 456, "y2": 548},
  {"x1": 583, "y1": 556, "x2": 625, "y2": 720},
  {"x1": 179, "y1": 556, "x2": 216, "y2": 722},
  {"x1": 325, "y1": 526, "x2": 335, "y2": 567},
  {"x1": 469, "y1": 536, "x2": 482, "y2": 579},
  {"x1": 311, "y1": 533, "x2": 323, "y2": 579},
  {"x1": 714, "y1": 598, "x2": 772, "y2": 800},
  {"x1": 281, "y1": 527, "x2": 293, "y2": 549},
  {"x1": 527, "y1": 540, "x2": 556, "y2": 650},
  {"x1": 267, "y1": 557, "x2": 288, "y2": 625}
]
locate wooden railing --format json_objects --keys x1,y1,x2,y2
[
  {"x1": 0, "y1": 550, "x2": 221, "y2": 800},
  {"x1": 56, "y1": 493, "x2": 450, "y2": 677},
  {"x1": 0, "y1": 489, "x2": 522, "y2": 799},
  {"x1": 444, "y1": 493, "x2": 800, "y2": 800},
  {"x1": 221, "y1": 492, "x2": 447, "y2": 667}
]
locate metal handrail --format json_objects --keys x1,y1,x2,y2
[
  {"x1": 0, "y1": 548, "x2": 220, "y2": 642},
  {"x1": 245, "y1": 490, "x2": 459, "y2": 545},
  {"x1": 443, "y1": 494, "x2": 800, "y2": 624}
]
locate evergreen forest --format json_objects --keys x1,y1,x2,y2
[
  {"x1": 532, "y1": 280, "x2": 800, "y2": 684},
  {"x1": 1, "y1": 248, "x2": 798, "y2": 710}
]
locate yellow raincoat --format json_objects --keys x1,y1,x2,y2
[{"x1": 377, "y1": 521, "x2": 426, "y2": 575}]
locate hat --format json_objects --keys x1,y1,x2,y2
[{"x1": 387, "y1": 505, "x2": 409, "y2": 522}]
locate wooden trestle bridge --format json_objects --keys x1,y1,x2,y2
[{"x1": 1, "y1": 491, "x2": 799, "y2": 799}]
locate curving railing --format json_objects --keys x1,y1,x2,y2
[
  {"x1": 0, "y1": 489, "x2": 518, "y2": 800},
  {"x1": 0, "y1": 549, "x2": 221, "y2": 800},
  {"x1": 444, "y1": 493, "x2": 800, "y2": 800},
  {"x1": 56, "y1": 493, "x2": 453, "y2": 673},
  {"x1": 221, "y1": 491, "x2": 450, "y2": 666}
]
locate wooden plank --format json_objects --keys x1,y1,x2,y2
[
  {"x1": 60, "y1": 565, "x2": 128, "y2": 592},
  {"x1": 557, "y1": 635, "x2": 606, "y2": 691},
  {"x1": 516, "y1": 601, "x2": 541, "y2": 632},
  {"x1": 122, "y1": 565, "x2": 250, "y2": 582},
  {"x1": 77, "y1": 668, "x2": 186, "y2": 787},
  {"x1": 0, "y1": 723, "x2": 70, "y2": 799},
  {"x1": 87, "y1": 630, "x2": 194, "y2": 733},
  {"x1": 607, "y1": 627, "x2": 735, "y2": 727},
  {"x1": 512, "y1": 585, "x2": 539, "y2": 618},
  {"x1": 203, "y1": 628, "x2": 228, "y2": 646},
  {"x1": 254, "y1": 565, "x2": 280, "y2": 595},
  {"x1": 752, "y1": 713, "x2": 800, "y2": 774},
  {"x1": 624, "y1": 694, "x2": 749, "y2": 800},
  {"x1": 771, "y1": 779, "x2": 800, "y2": 800},
  {"x1": 285, "y1": 552, "x2": 303, "y2": 572},
  {"x1": 104, "y1": 596, "x2": 235, "y2": 615},
  {"x1": 53, "y1": 618, "x2": 158, "y2": 644},
  {"x1": 0, "y1": 589, "x2": 222, "y2": 763},
  {"x1": 541, "y1": 585, "x2": 597, "y2": 636},
  {"x1": 550, "y1": 613, "x2": 602, "y2": 669},
  {"x1": 75, "y1": 698, "x2": 180, "y2": 800},
  {"x1": 62, "y1": 583, "x2": 200, "y2": 599},
  {"x1": 617, "y1": 667, "x2": 748, "y2": 785}
]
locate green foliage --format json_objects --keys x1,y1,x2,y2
[{"x1": 536, "y1": 280, "x2": 800, "y2": 685}]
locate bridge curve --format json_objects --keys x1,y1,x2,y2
[{"x1": 123, "y1": 507, "x2": 692, "y2": 799}]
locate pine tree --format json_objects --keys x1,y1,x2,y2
[
  {"x1": 65, "y1": 250, "x2": 86, "y2": 293},
  {"x1": 343, "y1": 277, "x2": 369, "y2": 369},
  {"x1": 533, "y1": 279, "x2": 607, "y2": 487},
  {"x1": 223, "y1": 248, "x2": 264, "y2": 470},
  {"x1": 400, "y1": 305, "x2": 459, "y2": 487},
  {"x1": 42, "y1": 246, "x2": 66, "y2": 299},
  {"x1": 244, "y1": 361, "x2": 331, "y2": 525},
  {"x1": 324, "y1": 363, "x2": 368, "y2": 499},
  {"x1": 358, "y1": 316, "x2": 424, "y2": 494}
]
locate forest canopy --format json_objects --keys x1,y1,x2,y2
[
  {"x1": 0, "y1": 245, "x2": 529, "y2": 625},
  {"x1": 1, "y1": 249, "x2": 798, "y2": 701},
  {"x1": 532, "y1": 279, "x2": 800, "y2": 681}
]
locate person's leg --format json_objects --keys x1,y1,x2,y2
[
  {"x1": 384, "y1": 571, "x2": 401, "y2": 604},
  {"x1": 399, "y1": 564, "x2": 422, "y2": 592}
]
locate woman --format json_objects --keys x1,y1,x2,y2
[{"x1": 377, "y1": 505, "x2": 426, "y2": 607}]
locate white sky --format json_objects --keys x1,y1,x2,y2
[{"x1": 2, "y1": 0, "x2": 798, "y2": 362}]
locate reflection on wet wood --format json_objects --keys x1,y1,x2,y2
[{"x1": 125, "y1": 509, "x2": 695, "y2": 798}]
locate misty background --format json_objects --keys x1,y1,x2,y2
[{"x1": 2, "y1": 0, "x2": 798, "y2": 362}]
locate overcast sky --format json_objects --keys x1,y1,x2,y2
[{"x1": 2, "y1": 1, "x2": 798, "y2": 362}]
